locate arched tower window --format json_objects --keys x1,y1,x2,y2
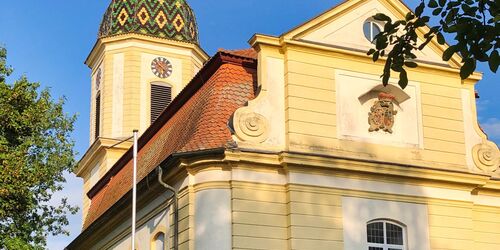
[
  {"x1": 153, "y1": 232, "x2": 166, "y2": 250},
  {"x1": 367, "y1": 220, "x2": 406, "y2": 250},
  {"x1": 150, "y1": 82, "x2": 172, "y2": 124},
  {"x1": 95, "y1": 91, "x2": 101, "y2": 139}
]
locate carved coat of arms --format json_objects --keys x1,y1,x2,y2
[{"x1": 368, "y1": 92, "x2": 398, "y2": 133}]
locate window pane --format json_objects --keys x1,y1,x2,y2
[
  {"x1": 389, "y1": 249, "x2": 403, "y2": 250},
  {"x1": 369, "y1": 247, "x2": 383, "y2": 250},
  {"x1": 363, "y1": 22, "x2": 372, "y2": 41},
  {"x1": 367, "y1": 222, "x2": 385, "y2": 243},
  {"x1": 386, "y1": 223, "x2": 404, "y2": 245},
  {"x1": 372, "y1": 23, "x2": 381, "y2": 39}
]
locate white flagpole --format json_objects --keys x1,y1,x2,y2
[{"x1": 132, "y1": 129, "x2": 138, "y2": 250}]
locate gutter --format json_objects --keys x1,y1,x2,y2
[
  {"x1": 69, "y1": 50, "x2": 255, "y2": 248},
  {"x1": 87, "y1": 51, "x2": 256, "y2": 200},
  {"x1": 157, "y1": 167, "x2": 178, "y2": 250},
  {"x1": 66, "y1": 148, "x2": 225, "y2": 250}
]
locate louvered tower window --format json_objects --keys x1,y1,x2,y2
[
  {"x1": 95, "y1": 92, "x2": 101, "y2": 139},
  {"x1": 151, "y1": 83, "x2": 172, "y2": 123}
]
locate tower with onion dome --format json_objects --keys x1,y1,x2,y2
[{"x1": 76, "y1": 0, "x2": 209, "y2": 220}]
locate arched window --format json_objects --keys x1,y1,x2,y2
[
  {"x1": 363, "y1": 20, "x2": 382, "y2": 42},
  {"x1": 150, "y1": 82, "x2": 172, "y2": 124},
  {"x1": 95, "y1": 91, "x2": 101, "y2": 139},
  {"x1": 367, "y1": 220, "x2": 406, "y2": 250},
  {"x1": 153, "y1": 232, "x2": 166, "y2": 250}
]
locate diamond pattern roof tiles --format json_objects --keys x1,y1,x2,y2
[{"x1": 99, "y1": 0, "x2": 199, "y2": 44}]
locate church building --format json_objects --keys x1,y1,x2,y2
[{"x1": 67, "y1": 0, "x2": 500, "y2": 249}]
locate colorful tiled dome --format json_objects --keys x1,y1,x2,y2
[{"x1": 99, "y1": 0, "x2": 199, "y2": 44}]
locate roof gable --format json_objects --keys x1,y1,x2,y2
[
  {"x1": 283, "y1": 0, "x2": 461, "y2": 68},
  {"x1": 82, "y1": 50, "x2": 257, "y2": 230}
]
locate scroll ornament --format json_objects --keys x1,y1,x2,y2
[
  {"x1": 232, "y1": 110, "x2": 269, "y2": 143},
  {"x1": 472, "y1": 140, "x2": 500, "y2": 173}
]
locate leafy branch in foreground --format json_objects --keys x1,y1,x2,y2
[
  {"x1": 368, "y1": 0, "x2": 499, "y2": 89},
  {"x1": 0, "y1": 46, "x2": 78, "y2": 249}
]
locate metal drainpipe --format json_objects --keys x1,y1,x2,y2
[{"x1": 157, "y1": 167, "x2": 178, "y2": 250}]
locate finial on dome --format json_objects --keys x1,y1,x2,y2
[{"x1": 98, "y1": 0, "x2": 199, "y2": 44}]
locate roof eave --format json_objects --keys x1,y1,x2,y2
[
  {"x1": 66, "y1": 148, "x2": 226, "y2": 250},
  {"x1": 86, "y1": 51, "x2": 256, "y2": 200}
]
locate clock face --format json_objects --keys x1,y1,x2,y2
[
  {"x1": 95, "y1": 68, "x2": 102, "y2": 90},
  {"x1": 151, "y1": 57, "x2": 173, "y2": 79}
]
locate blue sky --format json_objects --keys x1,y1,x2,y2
[{"x1": 1, "y1": 0, "x2": 498, "y2": 249}]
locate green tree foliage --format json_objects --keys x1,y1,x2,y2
[
  {"x1": 0, "y1": 47, "x2": 78, "y2": 249},
  {"x1": 368, "y1": 0, "x2": 499, "y2": 88}
]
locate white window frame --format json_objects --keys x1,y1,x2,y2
[
  {"x1": 364, "y1": 20, "x2": 382, "y2": 42},
  {"x1": 367, "y1": 219, "x2": 407, "y2": 250}
]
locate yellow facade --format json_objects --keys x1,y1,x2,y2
[
  {"x1": 164, "y1": 150, "x2": 499, "y2": 250},
  {"x1": 72, "y1": 0, "x2": 500, "y2": 249},
  {"x1": 77, "y1": 34, "x2": 208, "y2": 219},
  {"x1": 85, "y1": 150, "x2": 499, "y2": 250}
]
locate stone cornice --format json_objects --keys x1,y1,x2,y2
[
  {"x1": 225, "y1": 149, "x2": 497, "y2": 190},
  {"x1": 85, "y1": 33, "x2": 209, "y2": 69}
]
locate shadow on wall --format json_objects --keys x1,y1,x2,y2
[{"x1": 290, "y1": 132, "x2": 470, "y2": 250}]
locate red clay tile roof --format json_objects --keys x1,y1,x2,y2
[
  {"x1": 83, "y1": 50, "x2": 257, "y2": 229},
  {"x1": 218, "y1": 48, "x2": 257, "y2": 59}
]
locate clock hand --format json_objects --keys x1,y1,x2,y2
[{"x1": 157, "y1": 62, "x2": 167, "y2": 74}]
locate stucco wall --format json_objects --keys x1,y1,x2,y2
[
  {"x1": 284, "y1": 46, "x2": 469, "y2": 170},
  {"x1": 232, "y1": 182, "x2": 288, "y2": 249},
  {"x1": 77, "y1": 157, "x2": 500, "y2": 250}
]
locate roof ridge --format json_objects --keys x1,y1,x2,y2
[{"x1": 218, "y1": 48, "x2": 258, "y2": 59}]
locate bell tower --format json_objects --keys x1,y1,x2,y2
[{"x1": 76, "y1": 0, "x2": 209, "y2": 221}]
